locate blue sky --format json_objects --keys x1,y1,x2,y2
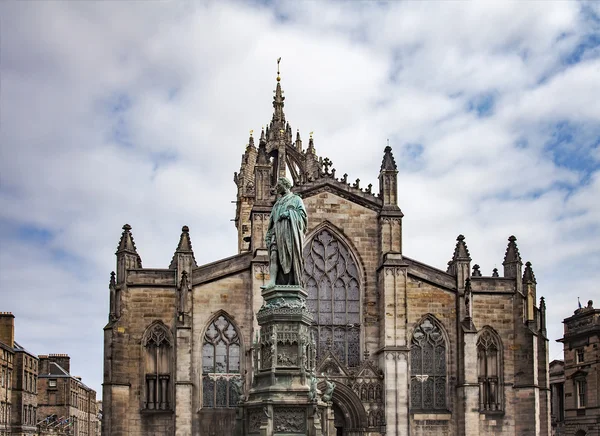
[{"x1": 1, "y1": 1, "x2": 599, "y2": 397}]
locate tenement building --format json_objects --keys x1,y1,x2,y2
[
  {"x1": 38, "y1": 354, "x2": 99, "y2": 436},
  {"x1": 555, "y1": 300, "x2": 600, "y2": 436},
  {"x1": 102, "y1": 70, "x2": 551, "y2": 436},
  {"x1": 0, "y1": 312, "x2": 39, "y2": 436}
]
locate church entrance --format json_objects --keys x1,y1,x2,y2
[{"x1": 333, "y1": 403, "x2": 345, "y2": 435}]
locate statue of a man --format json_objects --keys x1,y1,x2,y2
[{"x1": 264, "y1": 177, "x2": 307, "y2": 287}]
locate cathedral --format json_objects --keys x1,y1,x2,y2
[{"x1": 102, "y1": 69, "x2": 551, "y2": 436}]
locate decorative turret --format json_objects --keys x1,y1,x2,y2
[
  {"x1": 492, "y1": 268, "x2": 499, "y2": 277},
  {"x1": 169, "y1": 225, "x2": 197, "y2": 270},
  {"x1": 523, "y1": 261, "x2": 537, "y2": 321},
  {"x1": 472, "y1": 264, "x2": 482, "y2": 277},
  {"x1": 447, "y1": 235, "x2": 471, "y2": 298},
  {"x1": 378, "y1": 146, "x2": 399, "y2": 209},
  {"x1": 169, "y1": 226, "x2": 197, "y2": 285},
  {"x1": 115, "y1": 224, "x2": 142, "y2": 284},
  {"x1": 539, "y1": 296, "x2": 547, "y2": 335},
  {"x1": 503, "y1": 235, "x2": 522, "y2": 279},
  {"x1": 109, "y1": 271, "x2": 117, "y2": 321},
  {"x1": 295, "y1": 129, "x2": 302, "y2": 151},
  {"x1": 254, "y1": 142, "x2": 272, "y2": 205}
]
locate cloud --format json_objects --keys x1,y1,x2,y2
[{"x1": 1, "y1": 0, "x2": 599, "y2": 397}]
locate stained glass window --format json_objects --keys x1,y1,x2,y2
[
  {"x1": 477, "y1": 328, "x2": 502, "y2": 411},
  {"x1": 202, "y1": 315, "x2": 241, "y2": 408},
  {"x1": 303, "y1": 229, "x2": 361, "y2": 367},
  {"x1": 410, "y1": 318, "x2": 447, "y2": 410}
]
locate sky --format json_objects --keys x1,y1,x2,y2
[{"x1": 1, "y1": 1, "x2": 599, "y2": 397}]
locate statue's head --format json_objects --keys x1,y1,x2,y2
[{"x1": 276, "y1": 177, "x2": 293, "y2": 194}]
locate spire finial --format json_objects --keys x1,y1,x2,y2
[
  {"x1": 309, "y1": 131, "x2": 314, "y2": 139},
  {"x1": 277, "y1": 57, "x2": 281, "y2": 82}
]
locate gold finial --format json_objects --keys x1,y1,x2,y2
[
  {"x1": 277, "y1": 57, "x2": 282, "y2": 82},
  {"x1": 309, "y1": 131, "x2": 314, "y2": 139},
  {"x1": 250, "y1": 129, "x2": 254, "y2": 137}
]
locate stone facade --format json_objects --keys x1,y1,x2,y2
[
  {"x1": 37, "y1": 355, "x2": 99, "y2": 436},
  {"x1": 554, "y1": 300, "x2": 600, "y2": 436},
  {"x1": 0, "y1": 313, "x2": 39, "y2": 436},
  {"x1": 102, "y1": 73, "x2": 551, "y2": 436}
]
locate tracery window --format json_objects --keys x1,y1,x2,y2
[
  {"x1": 202, "y1": 315, "x2": 241, "y2": 408},
  {"x1": 410, "y1": 317, "x2": 447, "y2": 410},
  {"x1": 477, "y1": 328, "x2": 503, "y2": 411},
  {"x1": 142, "y1": 322, "x2": 172, "y2": 410},
  {"x1": 303, "y1": 229, "x2": 361, "y2": 367}
]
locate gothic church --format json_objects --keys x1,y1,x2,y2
[{"x1": 102, "y1": 71, "x2": 551, "y2": 436}]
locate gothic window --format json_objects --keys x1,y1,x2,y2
[
  {"x1": 477, "y1": 328, "x2": 503, "y2": 412},
  {"x1": 142, "y1": 322, "x2": 173, "y2": 411},
  {"x1": 303, "y1": 229, "x2": 361, "y2": 367},
  {"x1": 410, "y1": 317, "x2": 447, "y2": 410},
  {"x1": 202, "y1": 314, "x2": 241, "y2": 408}
]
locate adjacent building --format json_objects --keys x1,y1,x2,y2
[
  {"x1": 37, "y1": 355, "x2": 98, "y2": 436},
  {"x1": 554, "y1": 300, "x2": 600, "y2": 436},
  {"x1": 101, "y1": 71, "x2": 552, "y2": 435},
  {"x1": 0, "y1": 313, "x2": 39, "y2": 436}
]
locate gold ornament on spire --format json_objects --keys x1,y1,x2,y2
[
  {"x1": 250, "y1": 129, "x2": 254, "y2": 137},
  {"x1": 277, "y1": 57, "x2": 282, "y2": 82},
  {"x1": 309, "y1": 131, "x2": 314, "y2": 139}
]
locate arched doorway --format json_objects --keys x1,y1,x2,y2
[{"x1": 318, "y1": 381, "x2": 368, "y2": 435}]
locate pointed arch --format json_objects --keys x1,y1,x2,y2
[
  {"x1": 410, "y1": 314, "x2": 449, "y2": 411},
  {"x1": 141, "y1": 320, "x2": 173, "y2": 410},
  {"x1": 318, "y1": 380, "x2": 367, "y2": 430},
  {"x1": 302, "y1": 223, "x2": 364, "y2": 368},
  {"x1": 201, "y1": 311, "x2": 243, "y2": 408},
  {"x1": 477, "y1": 326, "x2": 503, "y2": 411}
]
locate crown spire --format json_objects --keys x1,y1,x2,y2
[{"x1": 271, "y1": 57, "x2": 286, "y2": 133}]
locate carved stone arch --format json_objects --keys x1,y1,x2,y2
[
  {"x1": 140, "y1": 320, "x2": 174, "y2": 411},
  {"x1": 409, "y1": 314, "x2": 450, "y2": 411},
  {"x1": 303, "y1": 223, "x2": 364, "y2": 368},
  {"x1": 304, "y1": 220, "x2": 366, "y2": 285},
  {"x1": 477, "y1": 326, "x2": 504, "y2": 411},
  {"x1": 142, "y1": 320, "x2": 174, "y2": 347},
  {"x1": 318, "y1": 380, "x2": 368, "y2": 430},
  {"x1": 201, "y1": 310, "x2": 244, "y2": 409},
  {"x1": 200, "y1": 310, "x2": 246, "y2": 351}
]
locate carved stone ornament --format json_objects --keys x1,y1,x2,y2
[
  {"x1": 248, "y1": 408, "x2": 263, "y2": 433},
  {"x1": 273, "y1": 407, "x2": 306, "y2": 432}
]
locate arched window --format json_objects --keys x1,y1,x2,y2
[
  {"x1": 142, "y1": 322, "x2": 173, "y2": 410},
  {"x1": 202, "y1": 314, "x2": 241, "y2": 408},
  {"x1": 477, "y1": 328, "x2": 502, "y2": 411},
  {"x1": 303, "y1": 228, "x2": 360, "y2": 367},
  {"x1": 410, "y1": 317, "x2": 447, "y2": 410}
]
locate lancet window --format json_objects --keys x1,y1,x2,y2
[
  {"x1": 202, "y1": 315, "x2": 241, "y2": 408},
  {"x1": 303, "y1": 229, "x2": 361, "y2": 367},
  {"x1": 142, "y1": 322, "x2": 172, "y2": 410},
  {"x1": 410, "y1": 317, "x2": 447, "y2": 410},
  {"x1": 477, "y1": 328, "x2": 503, "y2": 411}
]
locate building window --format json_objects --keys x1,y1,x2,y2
[
  {"x1": 576, "y1": 349, "x2": 584, "y2": 364},
  {"x1": 576, "y1": 379, "x2": 586, "y2": 408},
  {"x1": 142, "y1": 322, "x2": 173, "y2": 410},
  {"x1": 303, "y1": 228, "x2": 361, "y2": 367},
  {"x1": 48, "y1": 379, "x2": 57, "y2": 388},
  {"x1": 202, "y1": 314, "x2": 241, "y2": 408},
  {"x1": 477, "y1": 328, "x2": 503, "y2": 411},
  {"x1": 410, "y1": 317, "x2": 447, "y2": 410}
]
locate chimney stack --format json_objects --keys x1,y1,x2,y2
[{"x1": 0, "y1": 312, "x2": 15, "y2": 348}]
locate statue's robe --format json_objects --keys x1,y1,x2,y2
[{"x1": 267, "y1": 191, "x2": 307, "y2": 285}]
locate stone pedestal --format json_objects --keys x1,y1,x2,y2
[{"x1": 237, "y1": 285, "x2": 328, "y2": 436}]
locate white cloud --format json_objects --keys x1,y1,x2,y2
[{"x1": 1, "y1": 0, "x2": 599, "y2": 397}]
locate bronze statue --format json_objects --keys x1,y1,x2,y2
[{"x1": 264, "y1": 177, "x2": 307, "y2": 287}]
